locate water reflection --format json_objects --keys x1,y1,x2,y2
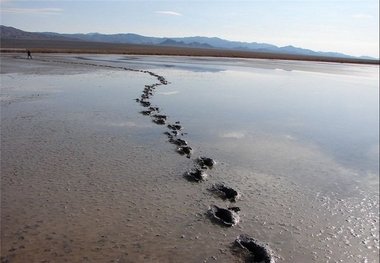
[
  {"x1": 72, "y1": 55, "x2": 225, "y2": 72},
  {"x1": 144, "y1": 57, "x2": 379, "y2": 262},
  {"x1": 74, "y1": 56, "x2": 379, "y2": 262},
  {"x1": 2, "y1": 55, "x2": 378, "y2": 263},
  {"x1": 150, "y1": 64, "x2": 379, "y2": 178}
]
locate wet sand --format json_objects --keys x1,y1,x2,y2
[
  {"x1": 1, "y1": 55, "x2": 248, "y2": 263},
  {"x1": 1, "y1": 54, "x2": 379, "y2": 263}
]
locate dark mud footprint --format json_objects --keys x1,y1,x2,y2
[
  {"x1": 184, "y1": 168, "x2": 207, "y2": 182},
  {"x1": 163, "y1": 131, "x2": 174, "y2": 139},
  {"x1": 152, "y1": 114, "x2": 167, "y2": 125},
  {"x1": 235, "y1": 234, "x2": 275, "y2": 263},
  {"x1": 167, "y1": 124, "x2": 183, "y2": 131},
  {"x1": 177, "y1": 146, "x2": 192, "y2": 158},
  {"x1": 196, "y1": 157, "x2": 216, "y2": 169},
  {"x1": 210, "y1": 183, "x2": 240, "y2": 202},
  {"x1": 1, "y1": 255, "x2": 12, "y2": 263},
  {"x1": 152, "y1": 118, "x2": 166, "y2": 125},
  {"x1": 149, "y1": 106, "x2": 160, "y2": 112},
  {"x1": 208, "y1": 205, "x2": 240, "y2": 227},
  {"x1": 152, "y1": 114, "x2": 167, "y2": 120},
  {"x1": 140, "y1": 100, "x2": 151, "y2": 107},
  {"x1": 227, "y1": 206, "x2": 240, "y2": 212},
  {"x1": 169, "y1": 138, "x2": 188, "y2": 146},
  {"x1": 140, "y1": 110, "x2": 152, "y2": 116}
]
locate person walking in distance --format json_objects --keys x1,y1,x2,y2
[{"x1": 27, "y1": 49, "x2": 32, "y2": 59}]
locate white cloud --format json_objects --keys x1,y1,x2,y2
[
  {"x1": 1, "y1": 8, "x2": 63, "y2": 15},
  {"x1": 155, "y1": 11, "x2": 182, "y2": 16}
]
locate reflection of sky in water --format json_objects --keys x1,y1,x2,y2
[
  {"x1": 148, "y1": 62, "x2": 379, "y2": 184},
  {"x1": 142, "y1": 59, "x2": 379, "y2": 261},
  {"x1": 54, "y1": 56, "x2": 379, "y2": 190},
  {"x1": 3, "y1": 56, "x2": 378, "y2": 262}
]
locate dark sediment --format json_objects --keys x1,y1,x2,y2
[
  {"x1": 208, "y1": 205, "x2": 240, "y2": 227},
  {"x1": 210, "y1": 183, "x2": 240, "y2": 202},
  {"x1": 152, "y1": 114, "x2": 167, "y2": 120},
  {"x1": 227, "y1": 206, "x2": 240, "y2": 213},
  {"x1": 140, "y1": 110, "x2": 152, "y2": 116},
  {"x1": 163, "y1": 131, "x2": 173, "y2": 139},
  {"x1": 235, "y1": 234, "x2": 275, "y2": 263},
  {"x1": 140, "y1": 100, "x2": 150, "y2": 107},
  {"x1": 149, "y1": 106, "x2": 160, "y2": 112},
  {"x1": 169, "y1": 138, "x2": 188, "y2": 146},
  {"x1": 177, "y1": 146, "x2": 192, "y2": 158},
  {"x1": 167, "y1": 124, "x2": 183, "y2": 131},
  {"x1": 196, "y1": 157, "x2": 216, "y2": 169},
  {"x1": 184, "y1": 168, "x2": 207, "y2": 182},
  {"x1": 152, "y1": 118, "x2": 166, "y2": 125}
]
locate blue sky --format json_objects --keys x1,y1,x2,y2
[{"x1": 1, "y1": 0, "x2": 379, "y2": 57}]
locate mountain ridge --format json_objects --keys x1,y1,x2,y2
[{"x1": 0, "y1": 25, "x2": 376, "y2": 59}]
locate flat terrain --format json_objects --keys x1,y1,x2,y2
[
  {"x1": 1, "y1": 54, "x2": 378, "y2": 263},
  {"x1": 1, "y1": 38, "x2": 379, "y2": 65}
]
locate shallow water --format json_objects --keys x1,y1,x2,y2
[{"x1": 1, "y1": 54, "x2": 379, "y2": 262}]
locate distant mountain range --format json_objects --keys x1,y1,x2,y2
[{"x1": 0, "y1": 25, "x2": 375, "y2": 60}]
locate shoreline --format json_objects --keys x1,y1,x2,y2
[
  {"x1": 1, "y1": 39, "x2": 379, "y2": 65},
  {"x1": 1, "y1": 55, "x2": 379, "y2": 263}
]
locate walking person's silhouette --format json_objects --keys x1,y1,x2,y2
[{"x1": 27, "y1": 50, "x2": 32, "y2": 59}]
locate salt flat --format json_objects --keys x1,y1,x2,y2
[{"x1": 1, "y1": 54, "x2": 378, "y2": 263}]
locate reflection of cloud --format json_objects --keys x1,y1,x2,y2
[
  {"x1": 1, "y1": 7, "x2": 63, "y2": 15},
  {"x1": 220, "y1": 132, "x2": 245, "y2": 139},
  {"x1": 155, "y1": 11, "x2": 182, "y2": 16},
  {"x1": 352, "y1": 14, "x2": 373, "y2": 19},
  {"x1": 284, "y1": 134, "x2": 296, "y2": 141},
  {"x1": 158, "y1": 91, "x2": 179, "y2": 95}
]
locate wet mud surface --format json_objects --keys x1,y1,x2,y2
[{"x1": 1, "y1": 54, "x2": 379, "y2": 262}]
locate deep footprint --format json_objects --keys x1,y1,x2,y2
[
  {"x1": 208, "y1": 205, "x2": 240, "y2": 227},
  {"x1": 169, "y1": 138, "x2": 188, "y2": 146},
  {"x1": 177, "y1": 146, "x2": 193, "y2": 158},
  {"x1": 167, "y1": 124, "x2": 183, "y2": 131},
  {"x1": 196, "y1": 157, "x2": 216, "y2": 169},
  {"x1": 235, "y1": 234, "x2": 275, "y2": 263},
  {"x1": 184, "y1": 168, "x2": 207, "y2": 182},
  {"x1": 152, "y1": 118, "x2": 166, "y2": 125},
  {"x1": 210, "y1": 183, "x2": 240, "y2": 202},
  {"x1": 140, "y1": 100, "x2": 151, "y2": 107}
]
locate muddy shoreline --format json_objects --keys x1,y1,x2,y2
[
  {"x1": 1, "y1": 54, "x2": 378, "y2": 263},
  {"x1": 1, "y1": 55, "x2": 253, "y2": 262},
  {"x1": 1, "y1": 54, "x2": 273, "y2": 262}
]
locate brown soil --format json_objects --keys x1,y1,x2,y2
[{"x1": 1, "y1": 38, "x2": 378, "y2": 65}]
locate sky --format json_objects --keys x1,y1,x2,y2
[{"x1": 1, "y1": 0, "x2": 379, "y2": 58}]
